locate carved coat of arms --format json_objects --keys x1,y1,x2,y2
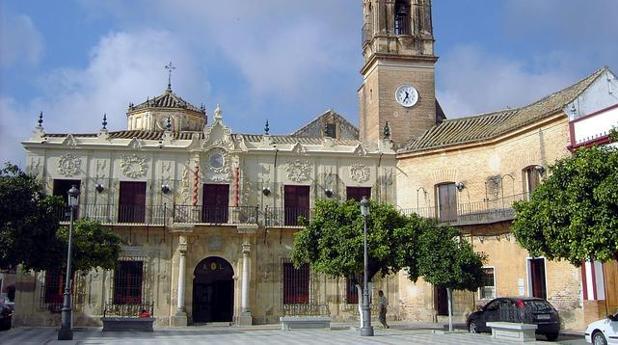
[
  {"x1": 120, "y1": 154, "x2": 148, "y2": 179},
  {"x1": 350, "y1": 163, "x2": 370, "y2": 183},
  {"x1": 58, "y1": 153, "x2": 81, "y2": 177},
  {"x1": 286, "y1": 159, "x2": 311, "y2": 182}
]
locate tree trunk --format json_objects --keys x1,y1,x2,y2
[{"x1": 447, "y1": 287, "x2": 453, "y2": 332}]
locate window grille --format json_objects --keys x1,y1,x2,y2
[
  {"x1": 325, "y1": 123, "x2": 336, "y2": 138},
  {"x1": 42, "y1": 270, "x2": 64, "y2": 313},
  {"x1": 283, "y1": 263, "x2": 309, "y2": 305},
  {"x1": 479, "y1": 267, "x2": 496, "y2": 300},
  {"x1": 113, "y1": 261, "x2": 144, "y2": 305},
  {"x1": 346, "y1": 278, "x2": 359, "y2": 304}
]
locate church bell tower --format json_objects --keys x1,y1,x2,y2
[{"x1": 358, "y1": 0, "x2": 439, "y2": 146}]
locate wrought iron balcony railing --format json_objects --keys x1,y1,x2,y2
[
  {"x1": 56, "y1": 204, "x2": 170, "y2": 225},
  {"x1": 172, "y1": 205, "x2": 259, "y2": 225},
  {"x1": 401, "y1": 193, "x2": 528, "y2": 226},
  {"x1": 53, "y1": 193, "x2": 528, "y2": 228}
]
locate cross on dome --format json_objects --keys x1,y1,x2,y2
[{"x1": 164, "y1": 61, "x2": 176, "y2": 90}]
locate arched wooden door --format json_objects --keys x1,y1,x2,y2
[{"x1": 192, "y1": 257, "x2": 234, "y2": 323}]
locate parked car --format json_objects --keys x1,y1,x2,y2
[
  {"x1": 467, "y1": 297, "x2": 560, "y2": 341},
  {"x1": 0, "y1": 297, "x2": 13, "y2": 330},
  {"x1": 585, "y1": 312, "x2": 618, "y2": 345}
]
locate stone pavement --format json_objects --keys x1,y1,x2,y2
[{"x1": 1, "y1": 325, "x2": 587, "y2": 345}]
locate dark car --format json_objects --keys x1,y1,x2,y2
[
  {"x1": 467, "y1": 297, "x2": 560, "y2": 341},
  {"x1": 0, "y1": 297, "x2": 13, "y2": 330}
]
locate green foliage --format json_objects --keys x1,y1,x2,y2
[
  {"x1": 291, "y1": 199, "x2": 407, "y2": 283},
  {"x1": 0, "y1": 163, "x2": 122, "y2": 273},
  {"x1": 415, "y1": 225, "x2": 486, "y2": 291},
  {"x1": 57, "y1": 219, "x2": 122, "y2": 272},
  {"x1": 292, "y1": 199, "x2": 485, "y2": 292},
  {"x1": 513, "y1": 145, "x2": 618, "y2": 265},
  {"x1": 0, "y1": 163, "x2": 64, "y2": 271}
]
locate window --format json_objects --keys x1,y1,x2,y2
[
  {"x1": 284, "y1": 185, "x2": 310, "y2": 226},
  {"x1": 523, "y1": 166, "x2": 542, "y2": 197},
  {"x1": 113, "y1": 261, "x2": 143, "y2": 305},
  {"x1": 118, "y1": 181, "x2": 146, "y2": 223},
  {"x1": 479, "y1": 267, "x2": 496, "y2": 300},
  {"x1": 435, "y1": 183, "x2": 457, "y2": 222},
  {"x1": 44, "y1": 270, "x2": 64, "y2": 312},
  {"x1": 346, "y1": 278, "x2": 358, "y2": 304},
  {"x1": 346, "y1": 187, "x2": 371, "y2": 203},
  {"x1": 202, "y1": 184, "x2": 230, "y2": 223},
  {"x1": 325, "y1": 123, "x2": 336, "y2": 138},
  {"x1": 283, "y1": 263, "x2": 309, "y2": 304},
  {"x1": 394, "y1": 0, "x2": 411, "y2": 35}
]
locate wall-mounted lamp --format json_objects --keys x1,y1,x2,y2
[
  {"x1": 95, "y1": 183, "x2": 105, "y2": 193},
  {"x1": 534, "y1": 165, "x2": 546, "y2": 176},
  {"x1": 262, "y1": 187, "x2": 271, "y2": 196},
  {"x1": 161, "y1": 184, "x2": 171, "y2": 194},
  {"x1": 324, "y1": 188, "x2": 334, "y2": 198},
  {"x1": 455, "y1": 181, "x2": 465, "y2": 191}
]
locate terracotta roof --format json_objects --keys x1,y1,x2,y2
[
  {"x1": 291, "y1": 109, "x2": 359, "y2": 139},
  {"x1": 46, "y1": 130, "x2": 202, "y2": 140},
  {"x1": 129, "y1": 88, "x2": 204, "y2": 114},
  {"x1": 402, "y1": 67, "x2": 608, "y2": 153},
  {"x1": 234, "y1": 134, "x2": 360, "y2": 145}
]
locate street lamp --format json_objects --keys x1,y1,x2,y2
[
  {"x1": 359, "y1": 196, "x2": 374, "y2": 336},
  {"x1": 58, "y1": 185, "x2": 79, "y2": 340}
]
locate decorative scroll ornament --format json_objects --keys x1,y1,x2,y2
[
  {"x1": 120, "y1": 154, "x2": 148, "y2": 179},
  {"x1": 58, "y1": 153, "x2": 81, "y2": 177},
  {"x1": 350, "y1": 163, "x2": 370, "y2": 183},
  {"x1": 286, "y1": 159, "x2": 311, "y2": 182}
]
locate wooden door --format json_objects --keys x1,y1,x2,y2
[
  {"x1": 284, "y1": 185, "x2": 310, "y2": 226},
  {"x1": 202, "y1": 184, "x2": 229, "y2": 223},
  {"x1": 436, "y1": 183, "x2": 457, "y2": 222},
  {"x1": 118, "y1": 181, "x2": 146, "y2": 223},
  {"x1": 529, "y1": 258, "x2": 547, "y2": 299}
]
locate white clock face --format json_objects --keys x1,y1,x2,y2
[{"x1": 395, "y1": 85, "x2": 419, "y2": 108}]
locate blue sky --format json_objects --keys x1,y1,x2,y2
[{"x1": 1, "y1": 0, "x2": 617, "y2": 165}]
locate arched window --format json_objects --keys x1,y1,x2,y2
[{"x1": 395, "y1": 0, "x2": 411, "y2": 35}]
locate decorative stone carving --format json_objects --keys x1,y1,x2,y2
[
  {"x1": 206, "y1": 148, "x2": 231, "y2": 182},
  {"x1": 286, "y1": 159, "x2": 311, "y2": 182},
  {"x1": 58, "y1": 153, "x2": 81, "y2": 177},
  {"x1": 28, "y1": 157, "x2": 42, "y2": 177},
  {"x1": 120, "y1": 154, "x2": 148, "y2": 179},
  {"x1": 350, "y1": 163, "x2": 370, "y2": 183},
  {"x1": 95, "y1": 159, "x2": 107, "y2": 179}
]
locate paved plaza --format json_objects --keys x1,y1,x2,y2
[{"x1": 1, "y1": 325, "x2": 587, "y2": 345}]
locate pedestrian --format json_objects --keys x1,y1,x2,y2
[{"x1": 378, "y1": 290, "x2": 389, "y2": 328}]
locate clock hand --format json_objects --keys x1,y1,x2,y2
[{"x1": 404, "y1": 91, "x2": 410, "y2": 101}]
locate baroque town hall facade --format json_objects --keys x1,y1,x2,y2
[{"x1": 15, "y1": 0, "x2": 618, "y2": 329}]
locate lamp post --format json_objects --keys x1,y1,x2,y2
[
  {"x1": 359, "y1": 196, "x2": 374, "y2": 336},
  {"x1": 58, "y1": 185, "x2": 80, "y2": 340}
]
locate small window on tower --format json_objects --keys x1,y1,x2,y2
[{"x1": 325, "y1": 123, "x2": 336, "y2": 139}]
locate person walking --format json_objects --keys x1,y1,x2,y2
[{"x1": 378, "y1": 290, "x2": 389, "y2": 329}]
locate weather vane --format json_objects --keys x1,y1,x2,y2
[{"x1": 164, "y1": 61, "x2": 176, "y2": 90}]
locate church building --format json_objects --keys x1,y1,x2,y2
[{"x1": 15, "y1": 0, "x2": 618, "y2": 330}]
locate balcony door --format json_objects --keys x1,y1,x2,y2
[
  {"x1": 528, "y1": 258, "x2": 547, "y2": 299},
  {"x1": 202, "y1": 184, "x2": 229, "y2": 223},
  {"x1": 284, "y1": 185, "x2": 310, "y2": 226},
  {"x1": 118, "y1": 181, "x2": 146, "y2": 223},
  {"x1": 436, "y1": 183, "x2": 457, "y2": 222}
]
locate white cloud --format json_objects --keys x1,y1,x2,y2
[
  {"x1": 437, "y1": 45, "x2": 576, "y2": 118},
  {"x1": 0, "y1": 13, "x2": 44, "y2": 67},
  {"x1": 0, "y1": 29, "x2": 209, "y2": 166}
]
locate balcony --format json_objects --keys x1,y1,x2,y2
[
  {"x1": 54, "y1": 194, "x2": 527, "y2": 228},
  {"x1": 172, "y1": 205, "x2": 259, "y2": 225},
  {"x1": 401, "y1": 193, "x2": 528, "y2": 226},
  {"x1": 56, "y1": 204, "x2": 259, "y2": 226}
]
